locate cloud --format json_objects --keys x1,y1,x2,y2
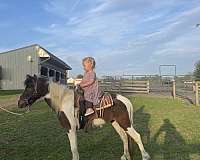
[{"x1": 34, "y1": 0, "x2": 200, "y2": 75}]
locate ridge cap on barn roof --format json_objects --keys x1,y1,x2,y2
[
  {"x1": 0, "y1": 44, "x2": 72, "y2": 70},
  {"x1": 0, "y1": 44, "x2": 38, "y2": 54}
]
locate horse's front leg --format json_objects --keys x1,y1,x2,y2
[{"x1": 67, "y1": 129, "x2": 79, "y2": 160}]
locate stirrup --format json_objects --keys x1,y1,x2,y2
[{"x1": 85, "y1": 110, "x2": 94, "y2": 116}]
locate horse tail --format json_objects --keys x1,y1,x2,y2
[{"x1": 116, "y1": 94, "x2": 134, "y2": 125}]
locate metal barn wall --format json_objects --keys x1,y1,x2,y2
[{"x1": 0, "y1": 46, "x2": 39, "y2": 90}]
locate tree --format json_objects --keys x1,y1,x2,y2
[
  {"x1": 76, "y1": 74, "x2": 83, "y2": 79},
  {"x1": 194, "y1": 60, "x2": 200, "y2": 80}
]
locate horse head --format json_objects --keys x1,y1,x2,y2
[{"x1": 18, "y1": 74, "x2": 49, "y2": 108}]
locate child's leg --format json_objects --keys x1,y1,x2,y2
[
  {"x1": 79, "y1": 99, "x2": 86, "y2": 129},
  {"x1": 85, "y1": 101, "x2": 94, "y2": 116}
]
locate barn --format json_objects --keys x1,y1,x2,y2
[{"x1": 0, "y1": 44, "x2": 71, "y2": 90}]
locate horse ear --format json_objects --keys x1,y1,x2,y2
[{"x1": 26, "y1": 74, "x2": 31, "y2": 79}]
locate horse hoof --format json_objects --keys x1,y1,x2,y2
[
  {"x1": 120, "y1": 155, "x2": 127, "y2": 160},
  {"x1": 143, "y1": 152, "x2": 150, "y2": 160},
  {"x1": 26, "y1": 110, "x2": 30, "y2": 113}
]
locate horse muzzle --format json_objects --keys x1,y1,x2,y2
[{"x1": 18, "y1": 99, "x2": 28, "y2": 108}]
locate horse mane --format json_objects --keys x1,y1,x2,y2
[{"x1": 48, "y1": 82, "x2": 73, "y2": 112}]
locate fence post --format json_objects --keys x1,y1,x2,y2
[
  {"x1": 195, "y1": 81, "x2": 199, "y2": 106},
  {"x1": 147, "y1": 81, "x2": 150, "y2": 94},
  {"x1": 172, "y1": 80, "x2": 176, "y2": 99},
  {"x1": 193, "y1": 81, "x2": 195, "y2": 92},
  {"x1": 119, "y1": 76, "x2": 121, "y2": 94}
]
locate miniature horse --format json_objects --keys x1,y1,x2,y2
[{"x1": 18, "y1": 75, "x2": 150, "y2": 160}]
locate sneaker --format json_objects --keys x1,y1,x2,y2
[{"x1": 85, "y1": 108, "x2": 94, "y2": 116}]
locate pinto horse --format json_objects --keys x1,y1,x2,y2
[{"x1": 18, "y1": 75, "x2": 150, "y2": 160}]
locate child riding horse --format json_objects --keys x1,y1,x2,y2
[{"x1": 79, "y1": 57, "x2": 102, "y2": 116}]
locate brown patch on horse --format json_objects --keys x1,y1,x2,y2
[
  {"x1": 86, "y1": 99, "x2": 131, "y2": 131},
  {"x1": 57, "y1": 111, "x2": 71, "y2": 132},
  {"x1": 103, "y1": 99, "x2": 131, "y2": 130}
]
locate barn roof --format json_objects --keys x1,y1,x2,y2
[
  {"x1": 36, "y1": 45, "x2": 72, "y2": 70},
  {"x1": 0, "y1": 44, "x2": 72, "y2": 70}
]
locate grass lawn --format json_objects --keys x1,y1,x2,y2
[
  {"x1": 0, "y1": 95, "x2": 200, "y2": 160},
  {"x1": 0, "y1": 90, "x2": 22, "y2": 96}
]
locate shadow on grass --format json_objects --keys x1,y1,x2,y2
[
  {"x1": 133, "y1": 106, "x2": 151, "y2": 145},
  {"x1": 133, "y1": 106, "x2": 200, "y2": 160},
  {"x1": 151, "y1": 119, "x2": 190, "y2": 160},
  {"x1": 131, "y1": 106, "x2": 151, "y2": 159}
]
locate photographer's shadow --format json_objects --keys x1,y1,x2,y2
[{"x1": 151, "y1": 119, "x2": 190, "y2": 160}]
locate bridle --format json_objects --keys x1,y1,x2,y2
[{"x1": 23, "y1": 77, "x2": 40, "y2": 106}]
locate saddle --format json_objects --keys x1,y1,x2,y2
[
  {"x1": 94, "y1": 92, "x2": 114, "y2": 117},
  {"x1": 75, "y1": 88, "x2": 114, "y2": 130}
]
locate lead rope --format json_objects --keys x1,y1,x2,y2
[{"x1": 0, "y1": 105, "x2": 27, "y2": 116}]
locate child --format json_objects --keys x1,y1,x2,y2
[{"x1": 79, "y1": 57, "x2": 101, "y2": 116}]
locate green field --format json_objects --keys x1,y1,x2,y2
[
  {"x1": 0, "y1": 95, "x2": 200, "y2": 160},
  {"x1": 0, "y1": 90, "x2": 22, "y2": 96}
]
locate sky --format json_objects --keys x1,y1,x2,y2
[{"x1": 0, "y1": 0, "x2": 200, "y2": 76}]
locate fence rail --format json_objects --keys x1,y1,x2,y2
[
  {"x1": 99, "y1": 80, "x2": 150, "y2": 94},
  {"x1": 68, "y1": 75, "x2": 200, "y2": 106}
]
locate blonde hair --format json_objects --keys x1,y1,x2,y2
[{"x1": 82, "y1": 57, "x2": 96, "y2": 69}]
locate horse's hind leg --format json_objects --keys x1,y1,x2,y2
[
  {"x1": 126, "y1": 126, "x2": 150, "y2": 160},
  {"x1": 112, "y1": 121, "x2": 131, "y2": 160}
]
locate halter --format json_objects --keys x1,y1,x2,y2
[{"x1": 23, "y1": 77, "x2": 39, "y2": 105}]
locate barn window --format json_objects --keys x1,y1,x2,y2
[
  {"x1": 56, "y1": 71, "x2": 60, "y2": 81},
  {"x1": 41, "y1": 67, "x2": 48, "y2": 77},
  {"x1": 49, "y1": 69, "x2": 55, "y2": 77},
  {"x1": 61, "y1": 73, "x2": 65, "y2": 79}
]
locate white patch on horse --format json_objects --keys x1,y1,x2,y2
[
  {"x1": 112, "y1": 121, "x2": 131, "y2": 160},
  {"x1": 126, "y1": 127, "x2": 150, "y2": 160},
  {"x1": 74, "y1": 107, "x2": 80, "y2": 129},
  {"x1": 44, "y1": 93, "x2": 50, "y2": 99},
  {"x1": 116, "y1": 94, "x2": 134, "y2": 124},
  {"x1": 68, "y1": 129, "x2": 79, "y2": 160},
  {"x1": 48, "y1": 82, "x2": 68, "y2": 111},
  {"x1": 48, "y1": 82, "x2": 79, "y2": 159},
  {"x1": 61, "y1": 90, "x2": 79, "y2": 160},
  {"x1": 92, "y1": 118, "x2": 106, "y2": 127}
]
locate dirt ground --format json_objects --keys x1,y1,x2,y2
[{"x1": 0, "y1": 95, "x2": 19, "y2": 108}]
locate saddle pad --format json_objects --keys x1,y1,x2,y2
[{"x1": 97, "y1": 92, "x2": 113, "y2": 110}]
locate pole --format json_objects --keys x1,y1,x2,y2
[
  {"x1": 172, "y1": 80, "x2": 176, "y2": 99},
  {"x1": 195, "y1": 82, "x2": 199, "y2": 106},
  {"x1": 147, "y1": 81, "x2": 150, "y2": 94}
]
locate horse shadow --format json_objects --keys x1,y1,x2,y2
[
  {"x1": 132, "y1": 106, "x2": 151, "y2": 159},
  {"x1": 133, "y1": 106, "x2": 151, "y2": 145},
  {"x1": 151, "y1": 119, "x2": 191, "y2": 160}
]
